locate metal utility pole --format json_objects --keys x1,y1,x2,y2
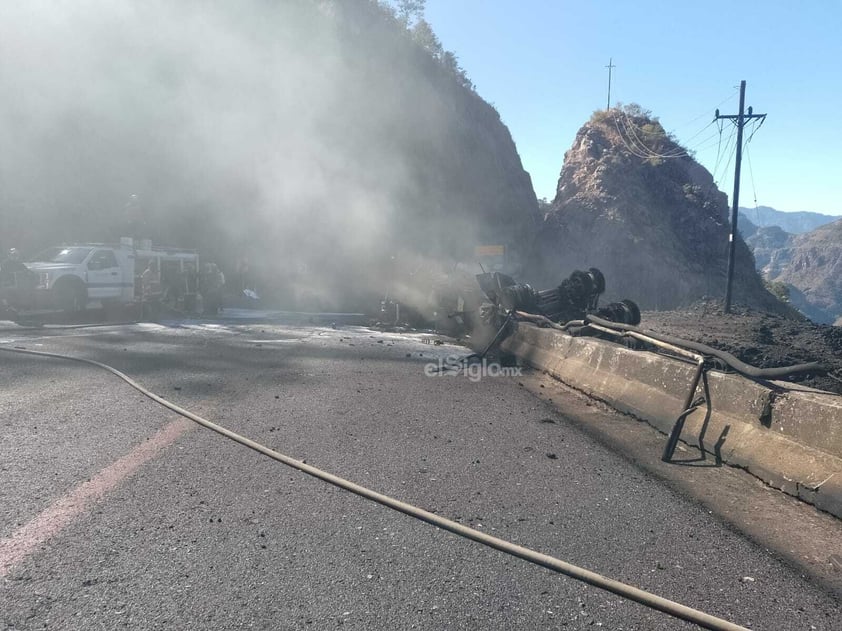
[
  {"x1": 715, "y1": 80, "x2": 766, "y2": 314},
  {"x1": 605, "y1": 58, "x2": 615, "y2": 110}
]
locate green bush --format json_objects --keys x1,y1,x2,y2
[{"x1": 764, "y1": 279, "x2": 791, "y2": 303}]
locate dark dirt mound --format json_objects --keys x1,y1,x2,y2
[{"x1": 639, "y1": 299, "x2": 842, "y2": 394}]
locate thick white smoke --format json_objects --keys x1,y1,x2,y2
[{"x1": 2, "y1": 0, "x2": 499, "y2": 311}]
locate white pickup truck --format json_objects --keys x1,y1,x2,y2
[{"x1": 1, "y1": 238, "x2": 199, "y2": 315}]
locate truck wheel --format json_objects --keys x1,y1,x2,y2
[{"x1": 54, "y1": 279, "x2": 87, "y2": 312}]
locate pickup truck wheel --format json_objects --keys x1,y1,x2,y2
[{"x1": 54, "y1": 279, "x2": 87, "y2": 312}]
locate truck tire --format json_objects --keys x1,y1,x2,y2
[{"x1": 54, "y1": 278, "x2": 87, "y2": 312}]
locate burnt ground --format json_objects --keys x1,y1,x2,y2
[
  {"x1": 3, "y1": 321, "x2": 842, "y2": 629},
  {"x1": 639, "y1": 299, "x2": 842, "y2": 394}
]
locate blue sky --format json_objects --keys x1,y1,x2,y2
[{"x1": 425, "y1": 1, "x2": 842, "y2": 215}]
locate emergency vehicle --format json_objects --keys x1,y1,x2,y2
[{"x1": 0, "y1": 238, "x2": 199, "y2": 321}]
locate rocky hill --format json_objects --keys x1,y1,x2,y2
[
  {"x1": 764, "y1": 218, "x2": 842, "y2": 323},
  {"x1": 740, "y1": 211, "x2": 842, "y2": 325},
  {"x1": 744, "y1": 224, "x2": 793, "y2": 276},
  {"x1": 533, "y1": 107, "x2": 789, "y2": 314},
  {"x1": 0, "y1": 0, "x2": 538, "y2": 309}
]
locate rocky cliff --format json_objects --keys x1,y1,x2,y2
[
  {"x1": 533, "y1": 108, "x2": 787, "y2": 313},
  {"x1": 744, "y1": 225, "x2": 793, "y2": 276},
  {"x1": 739, "y1": 211, "x2": 842, "y2": 324},
  {"x1": 765, "y1": 219, "x2": 842, "y2": 323},
  {"x1": 0, "y1": 0, "x2": 539, "y2": 308}
]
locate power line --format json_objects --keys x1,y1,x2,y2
[
  {"x1": 710, "y1": 119, "x2": 725, "y2": 179},
  {"x1": 615, "y1": 111, "x2": 689, "y2": 159},
  {"x1": 711, "y1": 124, "x2": 738, "y2": 185},
  {"x1": 677, "y1": 119, "x2": 718, "y2": 147},
  {"x1": 744, "y1": 117, "x2": 763, "y2": 219},
  {"x1": 612, "y1": 115, "x2": 663, "y2": 160},
  {"x1": 699, "y1": 121, "x2": 736, "y2": 215},
  {"x1": 617, "y1": 108, "x2": 732, "y2": 161},
  {"x1": 607, "y1": 82, "x2": 737, "y2": 161},
  {"x1": 745, "y1": 143, "x2": 759, "y2": 212},
  {"x1": 629, "y1": 123, "x2": 687, "y2": 158},
  {"x1": 664, "y1": 89, "x2": 740, "y2": 137},
  {"x1": 627, "y1": 114, "x2": 690, "y2": 158},
  {"x1": 715, "y1": 129, "x2": 739, "y2": 187},
  {"x1": 683, "y1": 128, "x2": 733, "y2": 155},
  {"x1": 745, "y1": 115, "x2": 766, "y2": 145},
  {"x1": 612, "y1": 110, "x2": 740, "y2": 170},
  {"x1": 614, "y1": 116, "x2": 685, "y2": 161}
]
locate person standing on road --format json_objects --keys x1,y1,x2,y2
[
  {"x1": 0, "y1": 248, "x2": 28, "y2": 279},
  {"x1": 0, "y1": 248, "x2": 36, "y2": 309},
  {"x1": 140, "y1": 259, "x2": 161, "y2": 320},
  {"x1": 201, "y1": 263, "x2": 225, "y2": 315}
]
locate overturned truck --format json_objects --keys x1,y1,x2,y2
[{"x1": 476, "y1": 268, "x2": 640, "y2": 330}]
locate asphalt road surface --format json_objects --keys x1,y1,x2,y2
[{"x1": 1, "y1": 320, "x2": 840, "y2": 630}]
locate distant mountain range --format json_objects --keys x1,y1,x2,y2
[{"x1": 739, "y1": 206, "x2": 839, "y2": 235}]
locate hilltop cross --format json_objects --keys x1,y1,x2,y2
[{"x1": 605, "y1": 58, "x2": 616, "y2": 110}]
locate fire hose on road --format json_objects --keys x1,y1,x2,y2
[{"x1": 0, "y1": 343, "x2": 750, "y2": 631}]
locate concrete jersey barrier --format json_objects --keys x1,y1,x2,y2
[{"x1": 501, "y1": 322, "x2": 842, "y2": 519}]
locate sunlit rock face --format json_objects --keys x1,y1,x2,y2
[
  {"x1": 533, "y1": 108, "x2": 787, "y2": 314},
  {"x1": 768, "y1": 219, "x2": 842, "y2": 324},
  {"x1": 745, "y1": 225, "x2": 793, "y2": 277}
]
